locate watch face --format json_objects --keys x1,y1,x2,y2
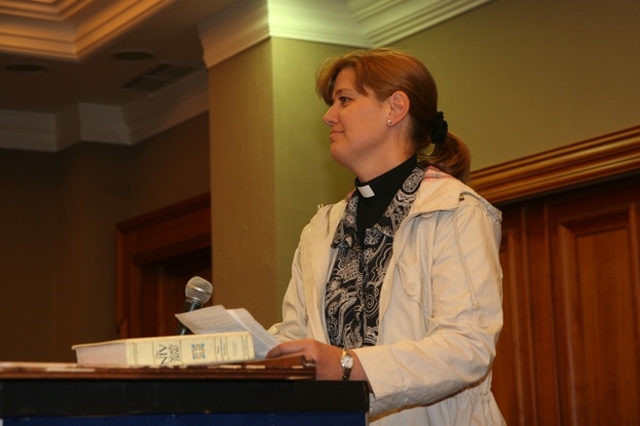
[
  {"x1": 341, "y1": 350, "x2": 353, "y2": 380},
  {"x1": 346, "y1": 355, "x2": 354, "y2": 368},
  {"x1": 342, "y1": 352, "x2": 354, "y2": 368}
]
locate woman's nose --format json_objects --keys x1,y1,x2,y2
[{"x1": 323, "y1": 105, "x2": 338, "y2": 126}]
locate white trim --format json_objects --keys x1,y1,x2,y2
[
  {"x1": 0, "y1": 0, "x2": 176, "y2": 61},
  {"x1": 349, "y1": 0, "x2": 492, "y2": 45},
  {"x1": 199, "y1": 0, "x2": 491, "y2": 69},
  {"x1": 78, "y1": 103, "x2": 130, "y2": 145},
  {"x1": 198, "y1": 0, "x2": 271, "y2": 68},
  {"x1": 0, "y1": 109, "x2": 57, "y2": 152},
  {"x1": 0, "y1": 69, "x2": 208, "y2": 151},
  {"x1": 268, "y1": 0, "x2": 370, "y2": 48},
  {"x1": 56, "y1": 104, "x2": 81, "y2": 151},
  {"x1": 0, "y1": 0, "x2": 490, "y2": 151},
  {"x1": 124, "y1": 69, "x2": 209, "y2": 143}
]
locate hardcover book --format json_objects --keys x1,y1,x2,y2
[{"x1": 72, "y1": 331, "x2": 254, "y2": 367}]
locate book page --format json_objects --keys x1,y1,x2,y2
[{"x1": 176, "y1": 305, "x2": 278, "y2": 358}]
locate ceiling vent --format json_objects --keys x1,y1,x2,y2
[{"x1": 122, "y1": 63, "x2": 197, "y2": 92}]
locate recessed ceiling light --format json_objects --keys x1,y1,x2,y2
[
  {"x1": 5, "y1": 64, "x2": 48, "y2": 75},
  {"x1": 112, "y1": 51, "x2": 155, "y2": 62}
]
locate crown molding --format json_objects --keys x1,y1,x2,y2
[
  {"x1": 267, "y1": 0, "x2": 370, "y2": 48},
  {"x1": 72, "y1": 69, "x2": 209, "y2": 147},
  {"x1": 198, "y1": 0, "x2": 371, "y2": 69},
  {"x1": 0, "y1": 0, "x2": 88, "y2": 21},
  {"x1": 77, "y1": 103, "x2": 129, "y2": 145},
  {"x1": 2, "y1": 0, "x2": 489, "y2": 152},
  {"x1": 0, "y1": 19, "x2": 77, "y2": 60},
  {"x1": 124, "y1": 69, "x2": 209, "y2": 144},
  {"x1": 199, "y1": 0, "x2": 492, "y2": 68},
  {"x1": 349, "y1": 0, "x2": 492, "y2": 45},
  {"x1": 74, "y1": 0, "x2": 176, "y2": 61},
  {"x1": 198, "y1": 0, "x2": 271, "y2": 69},
  {"x1": 0, "y1": 109, "x2": 56, "y2": 151},
  {"x1": 0, "y1": 104, "x2": 128, "y2": 153},
  {"x1": 0, "y1": 0, "x2": 175, "y2": 61},
  {"x1": 56, "y1": 104, "x2": 81, "y2": 151},
  {"x1": 0, "y1": 68, "x2": 208, "y2": 152}
]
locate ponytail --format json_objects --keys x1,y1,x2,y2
[
  {"x1": 415, "y1": 110, "x2": 470, "y2": 184},
  {"x1": 419, "y1": 132, "x2": 470, "y2": 184}
]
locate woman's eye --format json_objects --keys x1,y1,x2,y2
[{"x1": 339, "y1": 96, "x2": 349, "y2": 104}]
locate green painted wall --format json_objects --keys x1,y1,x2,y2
[
  {"x1": 208, "y1": 39, "x2": 353, "y2": 325},
  {"x1": 395, "y1": 0, "x2": 640, "y2": 169},
  {"x1": 272, "y1": 38, "x2": 354, "y2": 312},
  {"x1": 209, "y1": 40, "x2": 278, "y2": 325}
]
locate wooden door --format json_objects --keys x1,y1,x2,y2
[
  {"x1": 547, "y1": 177, "x2": 640, "y2": 425},
  {"x1": 474, "y1": 126, "x2": 640, "y2": 425},
  {"x1": 491, "y1": 207, "x2": 538, "y2": 424},
  {"x1": 116, "y1": 194, "x2": 212, "y2": 338},
  {"x1": 492, "y1": 175, "x2": 640, "y2": 425}
]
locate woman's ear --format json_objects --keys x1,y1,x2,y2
[{"x1": 386, "y1": 91, "x2": 410, "y2": 125}]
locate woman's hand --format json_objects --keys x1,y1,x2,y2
[{"x1": 267, "y1": 339, "x2": 367, "y2": 382}]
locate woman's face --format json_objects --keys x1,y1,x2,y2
[{"x1": 323, "y1": 67, "x2": 391, "y2": 179}]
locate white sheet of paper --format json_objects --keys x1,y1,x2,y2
[{"x1": 175, "y1": 305, "x2": 278, "y2": 358}]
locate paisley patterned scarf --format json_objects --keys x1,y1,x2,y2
[{"x1": 325, "y1": 166, "x2": 424, "y2": 349}]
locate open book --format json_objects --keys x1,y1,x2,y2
[{"x1": 175, "y1": 305, "x2": 279, "y2": 359}]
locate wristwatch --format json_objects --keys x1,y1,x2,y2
[{"x1": 340, "y1": 349, "x2": 354, "y2": 380}]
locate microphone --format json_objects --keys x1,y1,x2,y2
[{"x1": 175, "y1": 276, "x2": 213, "y2": 335}]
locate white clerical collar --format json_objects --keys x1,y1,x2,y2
[{"x1": 357, "y1": 184, "x2": 375, "y2": 198}]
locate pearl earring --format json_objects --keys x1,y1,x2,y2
[{"x1": 387, "y1": 119, "x2": 392, "y2": 125}]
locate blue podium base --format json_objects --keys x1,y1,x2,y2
[{"x1": 4, "y1": 412, "x2": 366, "y2": 425}]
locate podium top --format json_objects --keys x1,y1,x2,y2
[{"x1": 0, "y1": 356, "x2": 315, "y2": 381}]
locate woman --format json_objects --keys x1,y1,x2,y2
[{"x1": 267, "y1": 48, "x2": 505, "y2": 425}]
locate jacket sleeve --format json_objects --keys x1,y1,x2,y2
[
  {"x1": 267, "y1": 241, "x2": 310, "y2": 342},
  {"x1": 269, "y1": 202, "x2": 344, "y2": 343},
  {"x1": 354, "y1": 194, "x2": 504, "y2": 415}
]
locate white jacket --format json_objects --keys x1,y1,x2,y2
[{"x1": 270, "y1": 168, "x2": 506, "y2": 425}]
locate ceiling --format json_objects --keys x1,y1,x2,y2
[
  {"x1": 0, "y1": 0, "x2": 234, "y2": 112},
  {"x1": 0, "y1": 0, "x2": 490, "y2": 152}
]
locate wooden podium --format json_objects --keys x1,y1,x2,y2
[{"x1": 0, "y1": 358, "x2": 369, "y2": 425}]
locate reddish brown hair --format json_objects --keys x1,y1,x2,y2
[{"x1": 316, "y1": 48, "x2": 470, "y2": 183}]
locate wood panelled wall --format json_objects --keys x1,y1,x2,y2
[
  {"x1": 116, "y1": 194, "x2": 212, "y2": 339},
  {"x1": 472, "y1": 126, "x2": 640, "y2": 425}
]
